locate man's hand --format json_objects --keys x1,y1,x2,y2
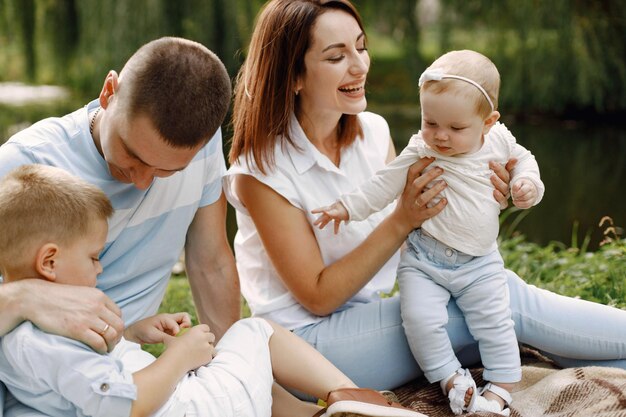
[
  {"x1": 11, "y1": 279, "x2": 124, "y2": 353},
  {"x1": 124, "y1": 312, "x2": 192, "y2": 345}
]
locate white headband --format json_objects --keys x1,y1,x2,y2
[{"x1": 418, "y1": 68, "x2": 494, "y2": 111}]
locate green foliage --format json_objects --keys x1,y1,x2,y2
[
  {"x1": 3, "y1": 1, "x2": 625, "y2": 115},
  {"x1": 499, "y1": 210, "x2": 626, "y2": 309},
  {"x1": 434, "y1": 0, "x2": 626, "y2": 115},
  {"x1": 499, "y1": 234, "x2": 626, "y2": 309}
]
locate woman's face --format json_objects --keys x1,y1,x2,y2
[{"x1": 297, "y1": 9, "x2": 370, "y2": 119}]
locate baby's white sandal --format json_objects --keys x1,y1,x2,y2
[
  {"x1": 469, "y1": 382, "x2": 512, "y2": 416},
  {"x1": 440, "y1": 368, "x2": 478, "y2": 415}
]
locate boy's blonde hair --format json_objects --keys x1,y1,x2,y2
[
  {"x1": 0, "y1": 165, "x2": 113, "y2": 275},
  {"x1": 420, "y1": 50, "x2": 500, "y2": 118}
]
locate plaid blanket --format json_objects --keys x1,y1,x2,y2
[{"x1": 394, "y1": 348, "x2": 626, "y2": 416}]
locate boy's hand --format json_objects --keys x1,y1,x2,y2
[
  {"x1": 311, "y1": 202, "x2": 349, "y2": 234},
  {"x1": 163, "y1": 324, "x2": 217, "y2": 371},
  {"x1": 511, "y1": 179, "x2": 538, "y2": 209},
  {"x1": 124, "y1": 312, "x2": 192, "y2": 345}
]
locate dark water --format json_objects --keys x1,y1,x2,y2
[
  {"x1": 375, "y1": 105, "x2": 626, "y2": 250},
  {"x1": 2, "y1": 102, "x2": 624, "y2": 251}
]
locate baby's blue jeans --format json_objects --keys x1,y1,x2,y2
[{"x1": 397, "y1": 228, "x2": 521, "y2": 384}]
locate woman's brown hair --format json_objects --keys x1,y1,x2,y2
[{"x1": 230, "y1": 0, "x2": 365, "y2": 174}]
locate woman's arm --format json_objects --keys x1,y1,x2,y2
[{"x1": 235, "y1": 158, "x2": 447, "y2": 316}]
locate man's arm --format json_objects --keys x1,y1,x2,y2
[
  {"x1": 0, "y1": 280, "x2": 123, "y2": 353},
  {"x1": 184, "y1": 193, "x2": 240, "y2": 341}
]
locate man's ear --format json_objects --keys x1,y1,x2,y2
[
  {"x1": 99, "y1": 70, "x2": 119, "y2": 109},
  {"x1": 483, "y1": 110, "x2": 501, "y2": 135},
  {"x1": 34, "y1": 243, "x2": 59, "y2": 282}
]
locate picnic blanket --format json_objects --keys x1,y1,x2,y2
[{"x1": 394, "y1": 348, "x2": 626, "y2": 416}]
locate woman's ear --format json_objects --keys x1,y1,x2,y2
[
  {"x1": 483, "y1": 110, "x2": 501, "y2": 135},
  {"x1": 294, "y1": 77, "x2": 303, "y2": 96},
  {"x1": 34, "y1": 243, "x2": 59, "y2": 282},
  {"x1": 99, "y1": 70, "x2": 119, "y2": 109}
]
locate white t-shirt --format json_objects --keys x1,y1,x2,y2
[
  {"x1": 224, "y1": 112, "x2": 400, "y2": 330},
  {"x1": 341, "y1": 122, "x2": 545, "y2": 256}
]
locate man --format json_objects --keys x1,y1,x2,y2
[{"x1": 0, "y1": 37, "x2": 239, "y2": 416}]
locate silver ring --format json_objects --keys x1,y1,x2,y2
[{"x1": 99, "y1": 324, "x2": 110, "y2": 335}]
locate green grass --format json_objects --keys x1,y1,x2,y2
[{"x1": 146, "y1": 217, "x2": 625, "y2": 356}]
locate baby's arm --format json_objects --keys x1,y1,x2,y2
[
  {"x1": 330, "y1": 135, "x2": 425, "y2": 225},
  {"x1": 130, "y1": 324, "x2": 216, "y2": 417},
  {"x1": 312, "y1": 201, "x2": 350, "y2": 234}
]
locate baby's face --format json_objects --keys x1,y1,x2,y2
[
  {"x1": 52, "y1": 218, "x2": 108, "y2": 287},
  {"x1": 420, "y1": 89, "x2": 487, "y2": 156}
]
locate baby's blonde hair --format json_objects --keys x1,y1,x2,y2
[
  {"x1": 0, "y1": 165, "x2": 113, "y2": 276},
  {"x1": 420, "y1": 50, "x2": 500, "y2": 118}
]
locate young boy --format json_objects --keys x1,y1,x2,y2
[
  {"x1": 0, "y1": 164, "x2": 425, "y2": 417},
  {"x1": 313, "y1": 50, "x2": 545, "y2": 416}
]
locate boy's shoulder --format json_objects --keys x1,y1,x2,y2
[{"x1": 2, "y1": 321, "x2": 93, "y2": 357}]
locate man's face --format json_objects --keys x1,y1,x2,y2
[{"x1": 96, "y1": 100, "x2": 204, "y2": 190}]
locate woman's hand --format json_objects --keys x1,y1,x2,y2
[
  {"x1": 490, "y1": 159, "x2": 516, "y2": 209},
  {"x1": 124, "y1": 312, "x2": 192, "y2": 345},
  {"x1": 390, "y1": 157, "x2": 448, "y2": 234}
]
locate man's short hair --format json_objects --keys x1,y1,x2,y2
[
  {"x1": 0, "y1": 164, "x2": 113, "y2": 274},
  {"x1": 118, "y1": 37, "x2": 232, "y2": 148}
]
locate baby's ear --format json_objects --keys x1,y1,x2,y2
[
  {"x1": 483, "y1": 110, "x2": 501, "y2": 135},
  {"x1": 34, "y1": 243, "x2": 59, "y2": 282}
]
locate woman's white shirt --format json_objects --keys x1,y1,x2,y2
[{"x1": 224, "y1": 112, "x2": 399, "y2": 330}]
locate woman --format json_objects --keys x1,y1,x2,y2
[{"x1": 224, "y1": 0, "x2": 626, "y2": 392}]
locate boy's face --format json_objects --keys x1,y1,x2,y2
[
  {"x1": 52, "y1": 218, "x2": 108, "y2": 287},
  {"x1": 420, "y1": 89, "x2": 487, "y2": 156}
]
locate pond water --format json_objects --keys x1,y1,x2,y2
[{"x1": 1, "y1": 97, "x2": 624, "y2": 251}]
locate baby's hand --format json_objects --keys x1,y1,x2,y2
[
  {"x1": 312, "y1": 202, "x2": 349, "y2": 234},
  {"x1": 511, "y1": 179, "x2": 537, "y2": 209},
  {"x1": 164, "y1": 324, "x2": 216, "y2": 371}
]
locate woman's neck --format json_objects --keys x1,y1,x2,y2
[{"x1": 296, "y1": 107, "x2": 342, "y2": 166}]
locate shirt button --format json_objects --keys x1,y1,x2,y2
[
  {"x1": 445, "y1": 248, "x2": 453, "y2": 257},
  {"x1": 100, "y1": 383, "x2": 109, "y2": 392}
]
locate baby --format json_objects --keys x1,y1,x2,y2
[{"x1": 314, "y1": 50, "x2": 544, "y2": 415}]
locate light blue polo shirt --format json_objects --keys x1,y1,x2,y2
[
  {"x1": 0, "y1": 100, "x2": 226, "y2": 416},
  {"x1": 0, "y1": 100, "x2": 225, "y2": 325}
]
